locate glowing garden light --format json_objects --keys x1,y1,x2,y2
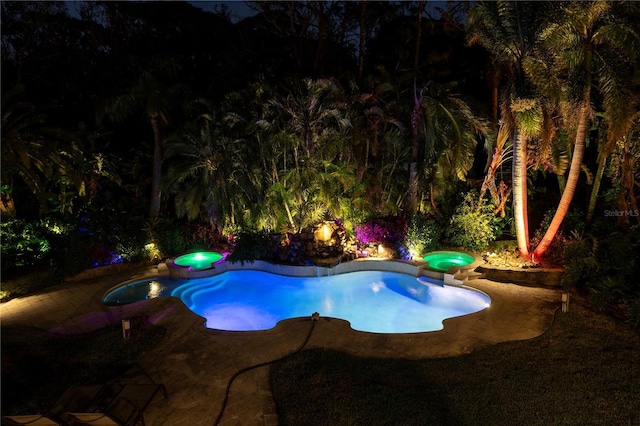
[{"x1": 315, "y1": 222, "x2": 333, "y2": 242}]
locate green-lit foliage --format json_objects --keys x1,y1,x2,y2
[
  {"x1": 447, "y1": 191, "x2": 500, "y2": 251},
  {"x1": 0, "y1": 219, "x2": 52, "y2": 272},
  {"x1": 143, "y1": 217, "x2": 186, "y2": 258},
  {"x1": 155, "y1": 227, "x2": 186, "y2": 258},
  {"x1": 116, "y1": 228, "x2": 149, "y2": 263},
  {"x1": 181, "y1": 222, "x2": 230, "y2": 252},
  {"x1": 405, "y1": 214, "x2": 442, "y2": 258}
]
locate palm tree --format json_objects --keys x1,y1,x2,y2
[
  {"x1": 419, "y1": 81, "x2": 488, "y2": 214},
  {"x1": 407, "y1": 0, "x2": 426, "y2": 215},
  {"x1": 467, "y1": 0, "x2": 551, "y2": 258},
  {"x1": 480, "y1": 124, "x2": 513, "y2": 218},
  {"x1": 347, "y1": 71, "x2": 404, "y2": 212},
  {"x1": 164, "y1": 108, "x2": 255, "y2": 228},
  {"x1": 532, "y1": 0, "x2": 640, "y2": 260},
  {"x1": 263, "y1": 78, "x2": 352, "y2": 231},
  {"x1": 583, "y1": 3, "x2": 640, "y2": 225},
  {"x1": 608, "y1": 115, "x2": 640, "y2": 226},
  {"x1": 100, "y1": 57, "x2": 185, "y2": 218},
  {"x1": 1, "y1": 86, "x2": 84, "y2": 217}
]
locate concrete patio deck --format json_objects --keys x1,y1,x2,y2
[{"x1": 0, "y1": 262, "x2": 562, "y2": 425}]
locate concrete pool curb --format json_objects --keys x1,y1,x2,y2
[{"x1": 1, "y1": 262, "x2": 562, "y2": 425}]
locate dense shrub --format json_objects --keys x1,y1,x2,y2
[
  {"x1": 354, "y1": 216, "x2": 407, "y2": 246},
  {"x1": 182, "y1": 222, "x2": 230, "y2": 251},
  {"x1": 153, "y1": 226, "x2": 187, "y2": 257},
  {"x1": 0, "y1": 219, "x2": 52, "y2": 272},
  {"x1": 405, "y1": 214, "x2": 442, "y2": 257},
  {"x1": 89, "y1": 244, "x2": 120, "y2": 266},
  {"x1": 563, "y1": 225, "x2": 640, "y2": 330},
  {"x1": 49, "y1": 229, "x2": 94, "y2": 280},
  {"x1": 144, "y1": 217, "x2": 187, "y2": 258},
  {"x1": 226, "y1": 229, "x2": 271, "y2": 264},
  {"x1": 531, "y1": 208, "x2": 584, "y2": 266},
  {"x1": 447, "y1": 191, "x2": 500, "y2": 251},
  {"x1": 116, "y1": 227, "x2": 148, "y2": 263}
]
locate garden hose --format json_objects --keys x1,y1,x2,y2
[{"x1": 213, "y1": 312, "x2": 320, "y2": 425}]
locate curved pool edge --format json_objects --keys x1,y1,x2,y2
[
  {"x1": 102, "y1": 258, "x2": 492, "y2": 335},
  {"x1": 166, "y1": 258, "x2": 427, "y2": 279},
  {"x1": 105, "y1": 259, "x2": 425, "y2": 303}
]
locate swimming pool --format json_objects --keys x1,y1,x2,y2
[{"x1": 104, "y1": 270, "x2": 490, "y2": 333}]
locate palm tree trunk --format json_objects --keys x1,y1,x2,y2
[
  {"x1": 408, "y1": 1, "x2": 425, "y2": 214},
  {"x1": 149, "y1": 112, "x2": 163, "y2": 218},
  {"x1": 512, "y1": 132, "x2": 529, "y2": 257},
  {"x1": 617, "y1": 139, "x2": 639, "y2": 226},
  {"x1": 532, "y1": 101, "x2": 589, "y2": 261},
  {"x1": 585, "y1": 150, "x2": 607, "y2": 225},
  {"x1": 408, "y1": 96, "x2": 421, "y2": 214},
  {"x1": 490, "y1": 68, "x2": 501, "y2": 134},
  {"x1": 358, "y1": 1, "x2": 366, "y2": 79}
]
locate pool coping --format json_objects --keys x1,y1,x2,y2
[
  {"x1": 102, "y1": 259, "x2": 493, "y2": 334},
  {"x1": 105, "y1": 257, "x2": 487, "y2": 302}
]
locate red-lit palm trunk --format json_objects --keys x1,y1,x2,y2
[
  {"x1": 532, "y1": 100, "x2": 589, "y2": 261},
  {"x1": 532, "y1": 35, "x2": 594, "y2": 262}
]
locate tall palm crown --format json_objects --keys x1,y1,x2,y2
[
  {"x1": 532, "y1": 0, "x2": 640, "y2": 259},
  {"x1": 467, "y1": 0, "x2": 551, "y2": 258},
  {"x1": 101, "y1": 57, "x2": 186, "y2": 218}
]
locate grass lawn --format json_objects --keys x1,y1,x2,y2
[
  {"x1": 271, "y1": 295, "x2": 640, "y2": 426},
  {"x1": 1, "y1": 316, "x2": 166, "y2": 417}
]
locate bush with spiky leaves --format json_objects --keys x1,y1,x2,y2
[
  {"x1": 447, "y1": 191, "x2": 500, "y2": 251},
  {"x1": 405, "y1": 214, "x2": 442, "y2": 258}
]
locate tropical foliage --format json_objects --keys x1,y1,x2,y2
[
  {"x1": 563, "y1": 225, "x2": 640, "y2": 330},
  {"x1": 531, "y1": 0, "x2": 640, "y2": 260},
  {"x1": 2, "y1": 0, "x2": 640, "y2": 314}
]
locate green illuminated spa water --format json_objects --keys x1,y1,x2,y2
[
  {"x1": 423, "y1": 251, "x2": 475, "y2": 272},
  {"x1": 174, "y1": 252, "x2": 223, "y2": 270}
]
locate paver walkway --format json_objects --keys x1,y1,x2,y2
[{"x1": 1, "y1": 263, "x2": 561, "y2": 425}]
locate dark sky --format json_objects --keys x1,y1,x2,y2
[
  {"x1": 65, "y1": 1, "x2": 258, "y2": 22},
  {"x1": 66, "y1": 1, "x2": 453, "y2": 23},
  {"x1": 188, "y1": 1, "x2": 257, "y2": 22}
]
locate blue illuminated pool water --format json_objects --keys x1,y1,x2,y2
[{"x1": 104, "y1": 270, "x2": 490, "y2": 333}]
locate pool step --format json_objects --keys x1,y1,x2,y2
[
  {"x1": 455, "y1": 269, "x2": 485, "y2": 284},
  {"x1": 417, "y1": 264, "x2": 483, "y2": 287}
]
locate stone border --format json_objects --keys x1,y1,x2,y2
[
  {"x1": 166, "y1": 252, "x2": 482, "y2": 281},
  {"x1": 167, "y1": 258, "x2": 424, "y2": 279},
  {"x1": 475, "y1": 264, "x2": 564, "y2": 287}
]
